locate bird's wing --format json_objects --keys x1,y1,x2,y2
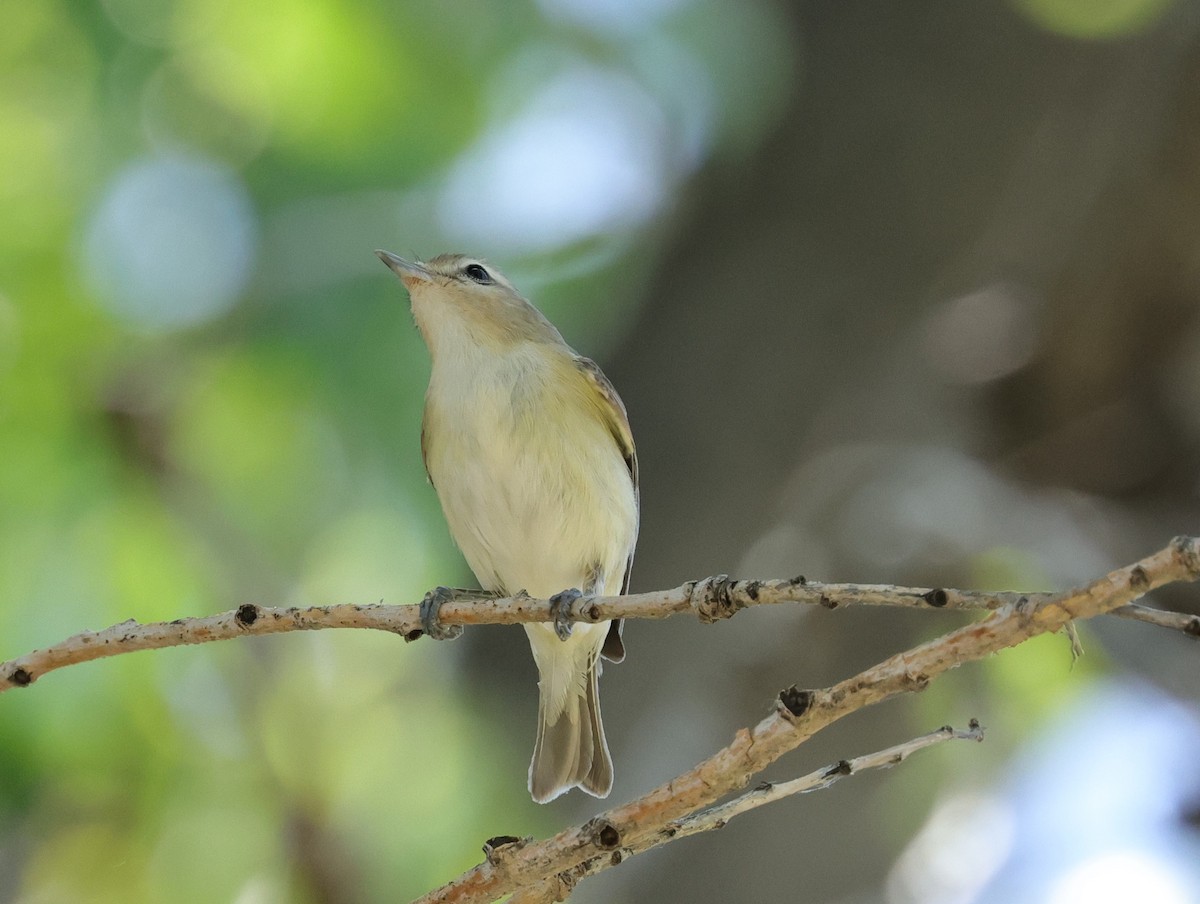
[
  {"x1": 420, "y1": 408, "x2": 436, "y2": 489},
  {"x1": 575, "y1": 356, "x2": 638, "y2": 664}
]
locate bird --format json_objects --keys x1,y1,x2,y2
[{"x1": 376, "y1": 250, "x2": 638, "y2": 803}]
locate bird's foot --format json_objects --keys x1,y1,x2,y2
[
  {"x1": 418, "y1": 586, "x2": 465, "y2": 641},
  {"x1": 549, "y1": 588, "x2": 582, "y2": 642}
]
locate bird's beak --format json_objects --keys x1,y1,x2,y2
[{"x1": 375, "y1": 250, "x2": 434, "y2": 288}]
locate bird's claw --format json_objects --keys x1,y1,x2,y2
[
  {"x1": 419, "y1": 586, "x2": 464, "y2": 641},
  {"x1": 549, "y1": 588, "x2": 582, "y2": 642}
]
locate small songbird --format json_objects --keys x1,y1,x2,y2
[{"x1": 376, "y1": 250, "x2": 639, "y2": 803}]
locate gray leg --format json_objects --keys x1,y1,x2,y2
[
  {"x1": 420, "y1": 586, "x2": 465, "y2": 640},
  {"x1": 549, "y1": 588, "x2": 582, "y2": 642}
]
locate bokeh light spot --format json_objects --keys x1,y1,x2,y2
[
  {"x1": 436, "y1": 66, "x2": 669, "y2": 254},
  {"x1": 1047, "y1": 851, "x2": 1192, "y2": 904},
  {"x1": 886, "y1": 793, "x2": 1016, "y2": 904},
  {"x1": 82, "y1": 155, "x2": 257, "y2": 331},
  {"x1": 1012, "y1": 0, "x2": 1177, "y2": 39},
  {"x1": 923, "y1": 284, "x2": 1039, "y2": 385}
]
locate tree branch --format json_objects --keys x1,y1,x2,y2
[
  {"x1": 2, "y1": 542, "x2": 1196, "y2": 694},
  {"x1": 499, "y1": 721, "x2": 984, "y2": 903},
  {"x1": 1, "y1": 539, "x2": 1195, "y2": 901},
  {"x1": 408, "y1": 536, "x2": 1200, "y2": 904},
  {"x1": 657, "y1": 720, "x2": 984, "y2": 841},
  {"x1": 552, "y1": 720, "x2": 985, "y2": 896}
]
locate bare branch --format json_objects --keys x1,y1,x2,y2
[
  {"x1": 560, "y1": 721, "x2": 985, "y2": 888},
  {"x1": 0, "y1": 603, "x2": 421, "y2": 694},
  {"x1": 410, "y1": 536, "x2": 1200, "y2": 904},
  {"x1": 507, "y1": 722, "x2": 983, "y2": 898},
  {"x1": 1, "y1": 538, "x2": 1195, "y2": 901},
  {"x1": 661, "y1": 720, "x2": 984, "y2": 842},
  {"x1": 1110, "y1": 601, "x2": 1200, "y2": 634},
  {"x1": 2, "y1": 541, "x2": 1196, "y2": 694}
]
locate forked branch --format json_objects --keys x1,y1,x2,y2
[
  {"x1": 1, "y1": 539, "x2": 1196, "y2": 903},
  {"x1": 411, "y1": 536, "x2": 1199, "y2": 903}
]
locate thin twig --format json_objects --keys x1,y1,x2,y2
[
  {"x1": 1110, "y1": 601, "x2": 1200, "y2": 634},
  {"x1": 2, "y1": 554, "x2": 1196, "y2": 693},
  {"x1": 667, "y1": 720, "x2": 983, "y2": 840},
  {"x1": 561, "y1": 720, "x2": 984, "y2": 887}
]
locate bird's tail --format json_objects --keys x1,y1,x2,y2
[{"x1": 527, "y1": 624, "x2": 613, "y2": 803}]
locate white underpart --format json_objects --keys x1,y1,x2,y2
[{"x1": 422, "y1": 318, "x2": 637, "y2": 724}]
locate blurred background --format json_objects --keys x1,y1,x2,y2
[{"x1": 2, "y1": 0, "x2": 1199, "y2": 901}]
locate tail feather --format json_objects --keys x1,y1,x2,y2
[
  {"x1": 582, "y1": 664, "x2": 611, "y2": 794},
  {"x1": 529, "y1": 657, "x2": 612, "y2": 803}
]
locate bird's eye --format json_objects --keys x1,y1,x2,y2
[{"x1": 463, "y1": 263, "x2": 492, "y2": 284}]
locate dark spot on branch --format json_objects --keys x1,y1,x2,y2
[
  {"x1": 9, "y1": 668, "x2": 31, "y2": 687},
  {"x1": 906, "y1": 673, "x2": 931, "y2": 691},
  {"x1": 482, "y1": 835, "x2": 527, "y2": 865},
  {"x1": 586, "y1": 818, "x2": 621, "y2": 850},
  {"x1": 744, "y1": 580, "x2": 761, "y2": 601},
  {"x1": 823, "y1": 760, "x2": 852, "y2": 778},
  {"x1": 754, "y1": 781, "x2": 772, "y2": 792},
  {"x1": 483, "y1": 834, "x2": 522, "y2": 850},
  {"x1": 968, "y1": 717, "x2": 982, "y2": 732},
  {"x1": 778, "y1": 686, "x2": 814, "y2": 717},
  {"x1": 610, "y1": 850, "x2": 623, "y2": 865},
  {"x1": 170, "y1": 619, "x2": 184, "y2": 626},
  {"x1": 484, "y1": 834, "x2": 522, "y2": 847},
  {"x1": 586, "y1": 603, "x2": 601, "y2": 621},
  {"x1": 404, "y1": 629, "x2": 424, "y2": 643},
  {"x1": 819, "y1": 594, "x2": 837, "y2": 609},
  {"x1": 923, "y1": 588, "x2": 949, "y2": 607},
  {"x1": 235, "y1": 604, "x2": 259, "y2": 627},
  {"x1": 1185, "y1": 618, "x2": 1200, "y2": 638},
  {"x1": 789, "y1": 575, "x2": 807, "y2": 585},
  {"x1": 1129, "y1": 565, "x2": 1150, "y2": 590},
  {"x1": 1171, "y1": 535, "x2": 1200, "y2": 576}
]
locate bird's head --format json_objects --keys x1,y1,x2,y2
[{"x1": 375, "y1": 250, "x2": 562, "y2": 354}]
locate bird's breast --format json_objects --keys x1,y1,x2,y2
[{"x1": 423, "y1": 346, "x2": 636, "y2": 599}]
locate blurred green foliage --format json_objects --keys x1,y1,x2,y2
[{"x1": 0, "y1": 0, "x2": 797, "y2": 899}]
